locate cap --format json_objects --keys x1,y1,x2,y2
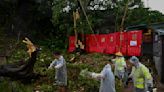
[{"x1": 129, "y1": 56, "x2": 139, "y2": 63}]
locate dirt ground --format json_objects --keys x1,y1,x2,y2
[{"x1": 123, "y1": 82, "x2": 164, "y2": 92}]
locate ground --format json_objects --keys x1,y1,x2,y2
[
  {"x1": 123, "y1": 81, "x2": 164, "y2": 92},
  {"x1": 0, "y1": 49, "x2": 163, "y2": 92}
]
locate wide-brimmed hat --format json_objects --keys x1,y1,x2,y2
[{"x1": 115, "y1": 52, "x2": 123, "y2": 56}]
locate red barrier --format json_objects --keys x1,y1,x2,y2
[
  {"x1": 68, "y1": 31, "x2": 142, "y2": 56},
  {"x1": 115, "y1": 32, "x2": 127, "y2": 55},
  {"x1": 98, "y1": 34, "x2": 108, "y2": 53},
  {"x1": 105, "y1": 33, "x2": 116, "y2": 54},
  {"x1": 85, "y1": 34, "x2": 90, "y2": 52},
  {"x1": 86, "y1": 34, "x2": 104, "y2": 53},
  {"x1": 68, "y1": 36, "x2": 75, "y2": 52},
  {"x1": 85, "y1": 34, "x2": 108, "y2": 53},
  {"x1": 127, "y1": 30, "x2": 142, "y2": 56}
]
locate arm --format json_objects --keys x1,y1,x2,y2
[
  {"x1": 55, "y1": 63, "x2": 63, "y2": 69},
  {"x1": 48, "y1": 60, "x2": 56, "y2": 69},
  {"x1": 80, "y1": 69, "x2": 105, "y2": 79},
  {"x1": 111, "y1": 59, "x2": 116, "y2": 64},
  {"x1": 142, "y1": 66, "x2": 153, "y2": 87},
  {"x1": 129, "y1": 66, "x2": 135, "y2": 78},
  {"x1": 124, "y1": 59, "x2": 127, "y2": 68},
  {"x1": 55, "y1": 56, "x2": 64, "y2": 69},
  {"x1": 142, "y1": 67, "x2": 153, "y2": 82},
  {"x1": 91, "y1": 68, "x2": 107, "y2": 79},
  {"x1": 142, "y1": 67, "x2": 152, "y2": 80},
  {"x1": 91, "y1": 72, "x2": 105, "y2": 79}
]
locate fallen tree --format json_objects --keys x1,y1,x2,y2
[
  {"x1": 0, "y1": 49, "x2": 39, "y2": 80},
  {"x1": 0, "y1": 38, "x2": 40, "y2": 81}
]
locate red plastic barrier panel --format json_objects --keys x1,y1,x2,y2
[
  {"x1": 115, "y1": 32, "x2": 127, "y2": 55},
  {"x1": 85, "y1": 34, "x2": 98, "y2": 52},
  {"x1": 127, "y1": 30, "x2": 142, "y2": 56},
  {"x1": 85, "y1": 34, "x2": 107, "y2": 53},
  {"x1": 98, "y1": 34, "x2": 108, "y2": 53},
  {"x1": 68, "y1": 36, "x2": 75, "y2": 52},
  {"x1": 90, "y1": 34, "x2": 104, "y2": 53},
  {"x1": 105, "y1": 33, "x2": 117, "y2": 54},
  {"x1": 85, "y1": 34, "x2": 90, "y2": 52}
]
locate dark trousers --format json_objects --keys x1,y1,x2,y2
[{"x1": 134, "y1": 87, "x2": 145, "y2": 92}]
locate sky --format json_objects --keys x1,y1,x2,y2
[{"x1": 143, "y1": 0, "x2": 164, "y2": 14}]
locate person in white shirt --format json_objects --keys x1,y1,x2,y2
[{"x1": 48, "y1": 51, "x2": 67, "y2": 92}]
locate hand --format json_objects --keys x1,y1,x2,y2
[
  {"x1": 91, "y1": 72, "x2": 98, "y2": 78},
  {"x1": 48, "y1": 66, "x2": 51, "y2": 69},
  {"x1": 147, "y1": 83, "x2": 153, "y2": 88},
  {"x1": 48, "y1": 66, "x2": 53, "y2": 69},
  {"x1": 55, "y1": 66, "x2": 58, "y2": 69}
]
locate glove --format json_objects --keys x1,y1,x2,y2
[
  {"x1": 91, "y1": 72, "x2": 97, "y2": 78},
  {"x1": 147, "y1": 83, "x2": 153, "y2": 88},
  {"x1": 147, "y1": 79, "x2": 153, "y2": 87},
  {"x1": 147, "y1": 82, "x2": 153, "y2": 92},
  {"x1": 147, "y1": 85, "x2": 153, "y2": 92}
]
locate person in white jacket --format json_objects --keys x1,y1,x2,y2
[
  {"x1": 90, "y1": 64, "x2": 116, "y2": 92},
  {"x1": 48, "y1": 51, "x2": 67, "y2": 92}
]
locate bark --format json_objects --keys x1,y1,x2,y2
[{"x1": 0, "y1": 50, "x2": 38, "y2": 80}]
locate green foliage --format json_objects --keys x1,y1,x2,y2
[
  {"x1": 67, "y1": 63, "x2": 99, "y2": 92},
  {"x1": 0, "y1": 47, "x2": 127, "y2": 92},
  {"x1": 1, "y1": 0, "x2": 164, "y2": 91},
  {"x1": 8, "y1": 49, "x2": 28, "y2": 63},
  {"x1": 0, "y1": 79, "x2": 33, "y2": 92},
  {"x1": 113, "y1": 0, "x2": 164, "y2": 30},
  {"x1": 39, "y1": 84, "x2": 54, "y2": 92}
]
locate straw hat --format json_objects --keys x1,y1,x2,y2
[{"x1": 115, "y1": 52, "x2": 123, "y2": 56}]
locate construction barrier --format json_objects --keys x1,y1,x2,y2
[
  {"x1": 127, "y1": 30, "x2": 142, "y2": 56},
  {"x1": 68, "y1": 36, "x2": 75, "y2": 52},
  {"x1": 105, "y1": 33, "x2": 116, "y2": 54},
  {"x1": 85, "y1": 34, "x2": 104, "y2": 53},
  {"x1": 98, "y1": 34, "x2": 108, "y2": 53},
  {"x1": 69, "y1": 30, "x2": 143, "y2": 56},
  {"x1": 115, "y1": 32, "x2": 127, "y2": 55}
]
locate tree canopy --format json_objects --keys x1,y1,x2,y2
[{"x1": 0, "y1": 0, "x2": 164, "y2": 50}]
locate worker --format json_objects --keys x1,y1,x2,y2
[
  {"x1": 80, "y1": 62, "x2": 116, "y2": 92},
  {"x1": 48, "y1": 51, "x2": 67, "y2": 92},
  {"x1": 111, "y1": 52, "x2": 127, "y2": 86},
  {"x1": 128, "y1": 56, "x2": 153, "y2": 92}
]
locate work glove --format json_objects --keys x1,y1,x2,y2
[
  {"x1": 147, "y1": 81, "x2": 153, "y2": 92},
  {"x1": 147, "y1": 83, "x2": 153, "y2": 88},
  {"x1": 147, "y1": 79, "x2": 153, "y2": 87},
  {"x1": 90, "y1": 72, "x2": 97, "y2": 78}
]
